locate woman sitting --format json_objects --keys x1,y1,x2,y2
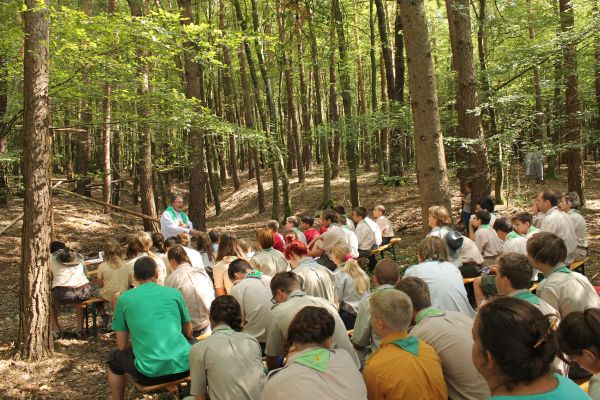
[
  {"x1": 126, "y1": 232, "x2": 167, "y2": 286},
  {"x1": 96, "y1": 239, "x2": 129, "y2": 327},
  {"x1": 427, "y1": 205, "x2": 464, "y2": 267},
  {"x1": 196, "y1": 231, "x2": 216, "y2": 270},
  {"x1": 331, "y1": 242, "x2": 370, "y2": 329},
  {"x1": 284, "y1": 239, "x2": 336, "y2": 304},
  {"x1": 50, "y1": 247, "x2": 92, "y2": 338},
  {"x1": 558, "y1": 308, "x2": 600, "y2": 399},
  {"x1": 189, "y1": 295, "x2": 265, "y2": 399},
  {"x1": 251, "y1": 227, "x2": 289, "y2": 277},
  {"x1": 212, "y1": 233, "x2": 244, "y2": 296},
  {"x1": 263, "y1": 306, "x2": 367, "y2": 400},
  {"x1": 473, "y1": 296, "x2": 589, "y2": 399}
]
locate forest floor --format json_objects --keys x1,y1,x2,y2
[{"x1": 0, "y1": 164, "x2": 599, "y2": 399}]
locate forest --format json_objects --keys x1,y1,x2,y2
[{"x1": 0, "y1": 0, "x2": 599, "y2": 396}]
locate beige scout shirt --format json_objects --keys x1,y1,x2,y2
[
  {"x1": 334, "y1": 268, "x2": 370, "y2": 314},
  {"x1": 568, "y1": 210, "x2": 588, "y2": 259},
  {"x1": 376, "y1": 215, "x2": 394, "y2": 238},
  {"x1": 355, "y1": 220, "x2": 377, "y2": 251},
  {"x1": 508, "y1": 290, "x2": 559, "y2": 318},
  {"x1": 212, "y1": 256, "x2": 238, "y2": 294},
  {"x1": 537, "y1": 264, "x2": 600, "y2": 318},
  {"x1": 410, "y1": 309, "x2": 489, "y2": 400},
  {"x1": 189, "y1": 324, "x2": 265, "y2": 399},
  {"x1": 539, "y1": 207, "x2": 578, "y2": 263},
  {"x1": 164, "y1": 263, "x2": 214, "y2": 332},
  {"x1": 501, "y1": 236, "x2": 528, "y2": 256},
  {"x1": 250, "y1": 248, "x2": 289, "y2": 276},
  {"x1": 292, "y1": 258, "x2": 337, "y2": 304},
  {"x1": 127, "y1": 252, "x2": 167, "y2": 286},
  {"x1": 317, "y1": 224, "x2": 347, "y2": 253},
  {"x1": 97, "y1": 260, "x2": 130, "y2": 301},
  {"x1": 474, "y1": 225, "x2": 503, "y2": 258},
  {"x1": 231, "y1": 273, "x2": 272, "y2": 342},
  {"x1": 263, "y1": 347, "x2": 367, "y2": 400},
  {"x1": 265, "y1": 290, "x2": 359, "y2": 367},
  {"x1": 460, "y1": 236, "x2": 484, "y2": 265}
]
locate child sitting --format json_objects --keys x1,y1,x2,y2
[
  {"x1": 472, "y1": 210, "x2": 503, "y2": 263},
  {"x1": 300, "y1": 215, "x2": 320, "y2": 245},
  {"x1": 96, "y1": 239, "x2": 130, "y2": 328},
  {"x1": 372, "y1": 205, "x2": 394, "y2": 245}
]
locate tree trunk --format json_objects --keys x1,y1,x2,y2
[
  {"x1": 370, "y1": 0, "x2": 384, "y2": 179},
  {"x1": 111, "y1": 102, "x2": 121, "y2": 206},
  {"x1": 526, "y1": 0, "x2": 544, "y2": 143},
  {"x1": 446, "y1": 0, "x2": 490, "y2": 204},
  {"x1": 398, "y1": 0, "x2": 452, "y2": 231},
  {"x1": 559, "y1": 0, "x2": 585, "y2": 204},
  {"x1": 328, "y1": 25, "x2": 341, "y2": 183},
  {"x1": 296, "y1": 11, "x2": 312, "y2": 173},
  {"x1": 593, "y1": 0, "x2": 600, "y2": 146},
  {"x1": 354, "y1": 4, "x2": 370, "y2": 173},
  {"x1": 0, "y1": 58, "x2": 9, "y2": 207},
  {"x1": 16, "y1": 0, "x2": 53, "y2": 360}
]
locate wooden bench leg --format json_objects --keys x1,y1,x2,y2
[
  {"x1": 90, "y1": 303, "x2": 99, "y2": 336},
  {"x1": 84, "y1": 305, "x2": 90, "y2": 335}
]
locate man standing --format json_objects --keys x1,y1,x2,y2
[{"x1": 160, "y1": 195, "x2": 200, "y2": 239}]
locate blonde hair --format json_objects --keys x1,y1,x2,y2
[
  {"x1": 127, "y1": 232, "x2": 158, "y2": 261},
  {"x1": 176, "y1": 232, "x2": 191, "y2": 247},
  {"x1": 332, "y1": 243, "x2": 369, "y2": 295},
  {"x1": 418, "y1": 236, "x2": 449, "y2": 262},
  {"x1": 428, "y1": 205, "x2": 451, "y2": 226},
  {"x1": 103, "y1": 238, "x2": 124, "y2": 269},
  {"x1": 370, "y1": 289, "x2": 413, "y2": 331}
]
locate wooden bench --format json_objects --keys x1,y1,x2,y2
[
  {"x1": 133, "y1": 376, "x2": 191, "y2": 398},
  {"x1": 370, "y1": 237, "x2": 401, "y2": 260},
  {"x1": 74, "y1": 297, "x2": 106, "y2": 336},
  {"x1": 196, "y1": 331, "x2": 211, "y2": 341},
  {"x1": 569, "y1": 257, "x2": 589, "y2": 275},
  {"x1": 347, "y1": 329, "x2": 354, "y2": 338}
]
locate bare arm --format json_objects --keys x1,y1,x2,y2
[
  {"x1": 182, "y1": 321, "x2": 193, "y2": 339},
  {"x1": 215, "y1": 287, "x2": 227, "y2": 297},
  {"x1": 116, "y1": 331, "x2": 130, "y2": 351}
]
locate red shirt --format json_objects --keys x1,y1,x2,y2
[
  {"x1": 273, "y1": 232, "x2": 285, "y2": 253},
  {"x1": 319, "y1": 226, "x2": 329, "y2": 235},
  {"x1": 303, "y1": 228, "x2": 320, "y2": 244}
]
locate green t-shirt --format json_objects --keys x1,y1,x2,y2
[
  {"x1": 112, "y1": 282, "x2": 192, "y2": 377},
  {"x1": 490, "y1": 374, "x2": 590, "y2": 400}
]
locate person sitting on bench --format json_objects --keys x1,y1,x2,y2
[
  {"x1": 251, "y1": 228, "x2": 290, "y2": 277},
  {"x1": 108, "y1": 256, "x2": 192, "y2": 400},
  {"x1": 96, "y1": 238, "x2": 129, "y2": 329},
  {"x1": 373, "y1": 205, "x2": 394, "y2": 245}
]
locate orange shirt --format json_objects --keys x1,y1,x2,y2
[{"x1": 363, "y1": 331, "x2": 448, "y2": 400}]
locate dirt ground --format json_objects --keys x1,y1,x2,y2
[{"x1": 0, "y1": 164, "x2": 599, "y2": 399}]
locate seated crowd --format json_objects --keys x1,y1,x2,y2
[{"x1": 49, "y1": 191, "x2": 600, "y2": 399}]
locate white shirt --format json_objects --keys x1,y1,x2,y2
[
  {"x1": 568, "y1": 210, "x2": 588, "y2": 252},
  {"x1": 376, "y1": 216, "x2": 394, "y2": 238},
  {"x1": 127, "y1": 252, "x2": 167, "y2": 286},
  {"x1": 539, "y1": 207, "x2": 578, "y2": 263},
  {"x1": 460, "y1": 236, "x2": 484, "y2": 265},
  {"x1": 355, "y1": 220, "x2": 376, "y2": 251},
  {"x1": 403, "y1": 260, "x2": 475, "y2": 317},
  {"x1": 160, "y1": 209, "x2": 193, "y2": 240},
  {"x1": 364, "y1": 217, "x2": 382, "y2": 246}
]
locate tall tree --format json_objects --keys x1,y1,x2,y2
[
  {"x1": 526, "y1": 0, "x2": 544, "y2": 143},
  {"x1": 17, "y1": 0, "x2": 53, "y2": 360},
  {"x1": 398, "y1": 0, "x2": 452, "y2": 230},
  {"x1": 445, "y1": 0, "x2": 490, "y2": 203},
  {"x1": 593, "y1": 0, "x2": 600, "y2": 142},
  {"x1": 559, "y1": 0, "x2": 585, "y2": 203},
  {"x1": 103, "y1": 0, "x2": 117, "y2": 213}
]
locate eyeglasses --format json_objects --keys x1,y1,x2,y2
[{"x1": 271, "y1": 295, "x2": 277, "y2": 305}]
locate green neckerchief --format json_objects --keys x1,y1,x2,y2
[
  {"x1": 480, "y1": 224, "x2": 491, "y2": 230},
  {"x1": 415, "y1": 307, "x2": 446, "y2": 325},
  {"x1": 246, "y1": 270, "x2": 263, "y2": 279},
  {"x1": 212, "y1": 325, "x2": 235, "y2": 336},
  {"x1": 506, "y1": 231, "x2": 521, "y2": 241},
  {"x1": 528, "y1": 226, "x2": 540, "y2": 235},
  {"x1": 294, "y1": 348, "x2": 330, "y2": 372},
  {"x1": 550, "y1": 264, "x2": 571, "y2": 274},
  {"x1": 390, "y1": 336, "x2": 419, "y2": 356},
  {"x1": 512, "y1": 290, "x2": 541, "y2": 305},
  {"x1": 165, "y1": 206, "x2": 189, "y2": 224}
]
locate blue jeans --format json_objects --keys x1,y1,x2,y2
[{"x1": 462, "y1": 212, "x2": 471, "y2": 235}]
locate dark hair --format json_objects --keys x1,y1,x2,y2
[
  {"x1": 300, "y1": 215, "x2": 314, "y2": 227},
  {"x1": 476, "y1": 297, "x2": 558, "y2": 389},
  {"x1": 465, "y1": 181, "x2": 472, "y2": 189},
  {"x1": 167, "y1": 245, "x2": 191, "y2": 265},
  {"x1": 286, "y1": 306, "x2": 335, "y2": 351},
  {"x1": 151, "y1": 233, "x2": 165, "y2": 253},
  {"x1": 321, "y1": 209, "x2": 338, "y2": 224},
  {"x1": 164, "y1": 236, "x2": 179, "y2": 250},
  {"x1": 134, "y1": 256, "x2": 157, "y2": 281},
  {"x1": 512, "y1": 212, "x2": 533, "y2": 225},
  {"x1": 284, "y1": 240, "x2": 308, "y2": 260},
  {"x1": 374, "y1": 259, "x2": 400, "y2": 285},
  {"x1": 56, "y1": 247, "x2": 79, "y2": 264},
  {"x1": 270, "y1": 271, "x2": 301, "y2": 295},
  {"x1": 526, "y1": 232, "x2": 566, "y2": 266},
  {"x1": 541, "y1": 190, "x2": 559, "y2": 207},
  {"x1": 170, "y1": 194, "x2": 183, "y2": 203},
  {"x1": 477, "y1": 196, "x2": 495, "y2": 213},
  {"x1": 353, "y1": 206, "x2": 368, "y2": 219},
  {"x1": 216, "y1": 233, "x2": 243, "y2": 262},
  {"x1": 286, "y1": 216, "x2": 301, "y2": 228},
  {"x1": 208, "y1": 229, "x2": 220, "y2": 244},
  {"x1": 209, "y1": 296, "x2": 243, "y2": 331},
  {"x1": 475, "y1": 210, "x2": 491, "y2": 225},
  {"x1": 497, "y1": 253, "x2": 533, "y2": 290},
  {"x1": 333, "y1": 205, "x2": 345, "y2": 215},
  {"x1": 228, "y1": 258, "x2": 252, "y2": 280},
  {"x1": 50, "y1": 241, "x2": 66, "y2": 253},
  {"x1": 493, "y1": 218, "x2": 512, "y2": 234},
  {"x1": 395, "y1": 277, "x2": 431, "y2": 312},
  {"x1": 266, "y1": 220, "x2": 280, "y2": 231},
  {"x1": 558, "y1": 308, "x2": 600, "y2": 359},
  {"x1": 196, "y1": 232, "x2": 215, "y2": 263}
]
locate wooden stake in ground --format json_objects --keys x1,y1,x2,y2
[{"x1": 16, "y1": 0, "x2": 53, "y2": 360}]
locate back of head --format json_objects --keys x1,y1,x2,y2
[
  {"x1": 210, "y1": 295, "x2": 243, "y2": 331},
  {"x1": 558, "y1": 308, "x2": 600, "y2": 358},
  {"x1": 418, "y1": 236, "x2": 449, "y2": 262},
  {"x1": 208, "y1": 229, "x2": 221, "y2": 244},
  {"x1": 493, "y1": 218, "x2": 512, "y2": 233},
  {"x1": 542, "y1": 190, "x2": 559, "y2": 207},
  {"x1": 134, "y1": 256, "x2": 157, "y2": 281},
  {"x1": 164, "y1": 236, "x2": 179, "y2": 251},
  {"x1": 428, "y1": 205, "x2": 451, "y2": 226},
  {"x1": 395, "y1": 277, "x2": 432, "y2": 312},
  {"x1": 331, "y1": 242, "x2": 354, "y2": 263},
  {"x1": 256, "y1": 227, "x2": 274, "y2": 249},
  {"x1": 333, "y1": 242, "x2": 369, "y2": 295},
  {"x1": 374, "y1": 204, "x2": 386, "y2": 214},
  {"x1": 176, "y1": 232, "x2": 191, "y2": 247},
  {"x1": 270, "y1": 271, "x2": 301, "y2": 295},
  {"x1": 196, "y1": 232, "x2": 214, "y2": 261},
  {"x1": 216, "y1": 232, "x2": 240, "y2": 262},
  {"x1": 475, "y1": 210, "x2": 491, "y2": 225},
  {"x1": 354, "y1": 206, "x2": 368, "y2": 219},
  {"x1": 284, "y1": 240, "x2": 308, "y2": 260},
  {"x1": 564, "y1": 192, "x2": 581, "y2": 210},
  {"x1": 300, "y1": 215, "x2": 314, "y2": 227},
  {"x1": 321, "y1": 209, "x2": 338, "y2": 224},
  {"x1": 526, "y1": 232, "x2": 566, "y2": 266},
  {"x1": 497, "y1": 253, "x2": 533, "y2": 290},
  {"x1": 477, "y1": 196, "x2": 495, "y2": 213},
  {"x1": 286, "y1": 216, "x2": 300, "y2": 228},
  {"x1": 333, "y1": 205, "x2": 345, "y2": 215},
  {"x1": 266, "y1": 220, "x2": 280, "y2": 232},
  {"x1": 167, "y1": 244, "x2": 191, "y2": 266},
  {"x1": 151, "y1": 232, "x2": 165, "y2": 252},
  {"x1": 238, "y1": 239, "x2": 252, "y2": 254},
  {"x1": 50, "y1": 241, "x2": 66, "y2": 254},
  {"x1": 104, "y1": 238, "x2": 123, "y2": 263},
  {"x1": 130, "y1": 231, "x2": 153, "y2": 254},
  {"x1": 370, "y1": 290, "x2": 413, "y2": 332},
  {"x1": 475, "y1": 297, "x2": 557, "y2": 389},
  {"x1": 286, "y1": 306, "x2": 335, "y2": 349},
  {"x1": 374, "y1": 259, "x2": 400, "y2": 285},
  {"x1": 228, "y1": 258, "x2": 252, "y2": 280}
]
